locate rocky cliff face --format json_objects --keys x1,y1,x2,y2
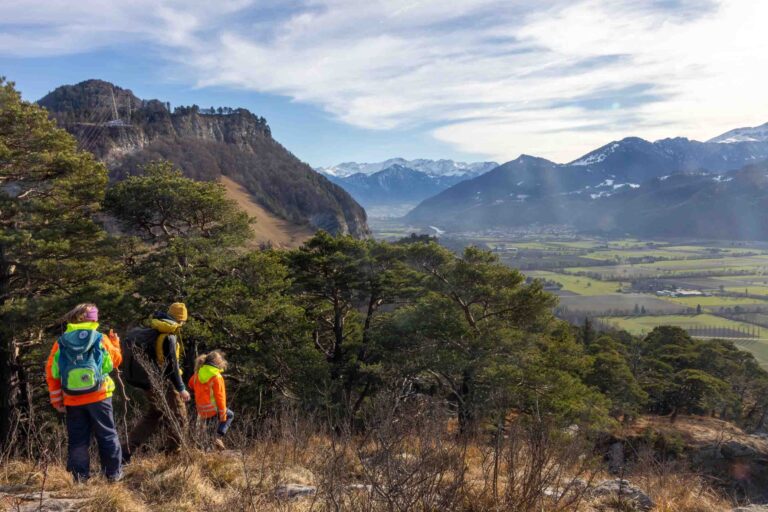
[{"x1": 38, "y1": 79, "x2": 369, "y2": 238}]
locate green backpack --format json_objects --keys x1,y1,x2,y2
[{"x1": 57, "y1": 329, "x2": 105, "y2": 395}]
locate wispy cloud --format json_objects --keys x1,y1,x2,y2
[{"x1": 1, "y1": 0, "x2": 766, "y2": 163}]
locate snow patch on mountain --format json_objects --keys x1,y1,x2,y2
[
  {"x1": 570, "y1": 143, "x2": 620, "y2": 166},
  {"x1": 708, "y1": 122, "x2": 768, "y2": 144}
]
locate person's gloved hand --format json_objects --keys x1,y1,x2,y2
[
  {"x1": 179, "y1": 389, "x2": 191, "y2": 402},
  {"x1": 217, "y1": 422, "x2": 227, "y2": 436}
]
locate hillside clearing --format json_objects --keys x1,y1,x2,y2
[{"x1": 220, "y1": 176, "x2": 314, "y2": 249}]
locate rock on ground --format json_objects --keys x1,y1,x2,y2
[
  {"x1": 274, "y1": 483, "x2": 317, "y2": 499},
  {"x1": 0, "y1": 490, "x2": 88, "y2": 511},
  {"x1": 591, "y1": 479, "x2": 654, "y2": 511}
]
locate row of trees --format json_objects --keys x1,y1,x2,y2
[
  {"x1": 582, "y1": 321, "x2": 768, "y2": 425},
  {"x1": 3, "y1": 78, "x2": 768, "y2": 455}
]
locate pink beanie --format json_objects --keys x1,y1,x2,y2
[{"x1": 84, "y1": 305, "x2": 99, "y2": 322}]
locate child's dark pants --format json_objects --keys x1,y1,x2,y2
[{"x1": 65, "y1": 397, "x2": 122, "y2": 481}]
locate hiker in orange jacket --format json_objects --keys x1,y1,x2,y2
[
  {"x1": 45, "y1": 303, "x2": 123, "y2": 482},
  {"x1": 188, "y1": 351, "x2": 234, "y2": 448}
]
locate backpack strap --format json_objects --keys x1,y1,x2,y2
[
  {"x1": 58, "y1": 330, "x2": 103, "y2": 351},
  {"x1": 155, "y1": 332, "x2": 182, "y2": 366}
]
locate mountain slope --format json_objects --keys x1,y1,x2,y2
[
  {"x1": 323, "y1": 164, "x2": 472, "y2": 212},
  {"x1": 406, "y1": 130, "x2": 768, "y2": 240},
  {"x1": 579, "y1": 163, "x2": 768, "y2": 239},
  {"x1": 319, "y1": 158, "x2": 498, "y2": 216},
  {"x1": 38, "y1": 79, "x2": 369, "y2": 239},
  {"x1": 708, "y1": 122, "x2": 768, "y2": 143}
]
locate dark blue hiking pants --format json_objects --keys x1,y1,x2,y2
[{"x1": 65, "y1": 397, "x2": 122, "y2": 481}]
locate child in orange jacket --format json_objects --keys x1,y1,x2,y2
[
  {"x1": 188, "y1": 351, "x2": 234, "y2": 445},
  {"x1": 46, "y1": 303, "x2": 123, "y2": 482}
]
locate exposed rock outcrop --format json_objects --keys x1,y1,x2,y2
[
  {"x1": 607, "y1": 416, "x2": 768, "y2": 505},
  {"x1": 38, "y1": 79, "x2": 369, "y2": 239}
]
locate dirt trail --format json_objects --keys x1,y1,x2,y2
[{"x1": 220, "y1": 176, "x2": 313, "y2": 249}]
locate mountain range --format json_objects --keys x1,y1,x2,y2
[
  {"x1": 38, "y1": 79, "x2": 369, "y2": 245},
  {"x1": 318, "y1": 158, "x2": 497, "y2": 215},
  {"x1": 319, "y1": 158, "x2": 498, "y2": 178},
  {"x1": 406, "y1": 125, "x2": 768, "y2": 240}
]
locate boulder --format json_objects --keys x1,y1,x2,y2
[
  {"x1": 543, "y1": 478, "x2": 589, "y2": 500},
  {"x1": 591, "y1": 479, "x2": 654, "y2": 511},
  {"x1": 722, "y1": 441, "x2": 761, "y2": 458},
  {"x1": 274, "y1": 483, "x2": 317, "y2": 499}
]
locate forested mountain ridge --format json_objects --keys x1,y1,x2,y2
[
  {"x1": 38, "y1": 79, "x2": 369, "y2": 238},
  {"x1": 406, "y1": 129, "x2": 768, "y2": 239}
]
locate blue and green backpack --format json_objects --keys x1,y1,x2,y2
[{"x1": 57, "y1": 329, "x2": 105, "y2": 395}]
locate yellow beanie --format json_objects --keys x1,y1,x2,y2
[{"x1": 168, "y1": 302, "x2": 188, "y2": 322}]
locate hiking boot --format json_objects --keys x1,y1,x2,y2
[
  {"x1": 72, "y1": 474, "x2": 89, "y2": 485},
  {"x1": 213, "y1": 437, "x2": 226, "y2": 451},
  {"x1": 106, "y1": 472, "x2": 124, "y2": 483}
]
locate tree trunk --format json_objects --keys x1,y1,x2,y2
[
  {"x1": 458, "y1": 368, "x2": 475, "y2": 436},
  {"x1": 0, "y1": 248, "x2": 20, "y2": 449},
  {"x1": 0, "y1": 335, "x2": 21, "y2": 450}
]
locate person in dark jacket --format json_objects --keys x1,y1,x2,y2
[{"x1": 123, "y1": 303, "x2": 190, "y2": 460}]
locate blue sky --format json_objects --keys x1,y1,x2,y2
[{"x1": 1, "y1": 0, "x2": 766, "y2": 168}]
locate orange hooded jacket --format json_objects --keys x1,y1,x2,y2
[{"x1": 188, "y1": 364, "x2": 227, "y2": 422}]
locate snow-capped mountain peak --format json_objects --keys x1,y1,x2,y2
[
  {"x1": 318, "y1": 158, "x2": 498, "y2": 178},
  {"x1": 708, "y1": 122, "x2": 768, "y2": 144}
]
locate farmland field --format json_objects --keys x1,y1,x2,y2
[
  {"x1": 658, "y1": 295, "x2": 768, "y2": 310},
  {"x1": 369, "y1": 222, "x2": 768, "y2": 364},
  {"x1": 583, "y1": 250, "x2": 695, "y2": 261},
  {"x1": 723, "y1": 286, "x2": 768, "y2": 295},
  {"x1": 598, "y1": 314, "x2": 761, "y2": 336},
  {"x1": 733, "y1": 340, "x2": 768, "y2": 367},
  {"x1": 567, "y1": 255, "x2": 768, "y2": 279},
  {"x1": 526, "y1": 271, "x2": 625, "y2": 295},
  {"x1": 558, "y1": 294, "x2": 685, "y2": 314}
]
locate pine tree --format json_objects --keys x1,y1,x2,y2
[{"x1": 0, "y1": 78, "x2": 117, "y2": 446}]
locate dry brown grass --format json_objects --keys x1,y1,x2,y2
[
  {"x1": 632, "y1": 471, "x2": 731, "y2": 512},
  {"x1": 0, "y1": 411, "x2": 745, "y2": 512},
  {"x1": 82, "y1": 485, "x2": 148, "y2": 512},
  {"x1": 0, "y1": 443, "x2": 739, "y2": 512},
  {"x1": 627, "y1": 415, "x2": 768, "y2": 452},
  {"x1": 0, "y1": 459, "x2": 74, "y2": 492}
]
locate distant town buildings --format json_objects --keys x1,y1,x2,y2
[{"x1": 655, "y1": 288, "x2": 706, "y2": 297}]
